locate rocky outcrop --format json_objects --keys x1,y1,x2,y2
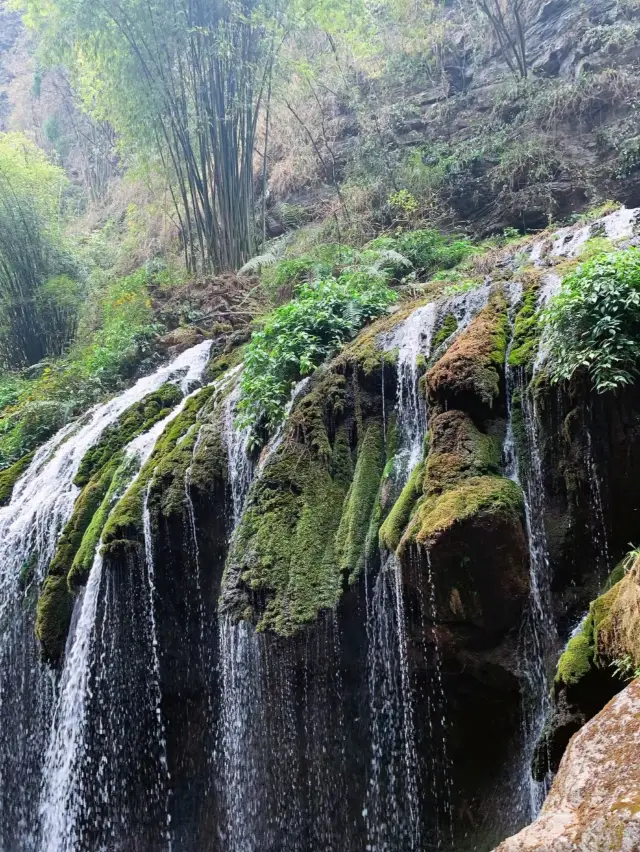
[{"x1": 495, "y1": 678, "x2": 640, "y2": 851}]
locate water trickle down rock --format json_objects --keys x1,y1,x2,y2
[{"x1": 0, "y1": 341, "x2": 212, "y2": 850}]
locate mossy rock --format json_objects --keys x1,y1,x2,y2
[
  {"x1": 424, "y1": 410, "x2": 502, "y2": 496},
  {"x1": 379, "y1": 460, "x2": 425, "y2": 553},
  {"x1": 432, "y1": 312, "x2": 458, "y2": 350},
  {"x1": 102, "y1": 383, "x2": 218, "y2": 552},
  {"x1": 0, "y1": 451, "x2": 35, "y2": 506},
  {"x1": 426, "y1": 293, "x2": 509, "y2": 416},
  {"x1": 335, "y1": 421, "x2": 385, "y2": 582},
  {"x1": 74, "y1": 383, "x2": 182, "y2": 488},
  {"x1": 35, "y1": 575, "x2": 74, "y2": 666},
  {"x1": 223, "y1": 441, "x2": 351, "y2": 635},
  {"x1": 404, "y1": 475, "x2": 523, "y2": 549},
  {"x1": 508, "y1": 285, "x2": 540, "y2": 368},
  {"x1": 48, "y1": 460, "x2": 118, "y2": 577},
  {"x1": 555, "y1": 561, "x2": 640, "y2": 690},
  {"x1": 289, "y1": 369, "x2": 347, "y2": 462},
  {"x1": 556, "y1": 623, "x2": 595, "y2": 687}
]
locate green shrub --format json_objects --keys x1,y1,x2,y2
[
  {"x1": 367, "y1": 228, "x2": 472, "y2": 278},
  {"x1": 237, "y1": 274, "x2": 397, "y2": 436},
  {"x1": 544, "y1": 249, "x2": 640, "y2": 392}
]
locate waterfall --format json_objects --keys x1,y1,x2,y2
[
  {"x1": 218, "y1": 376, "x2": 351, "y2": 852},
  {"x1": 143, "y1": 483, "x2": 173, "y2": 850},
  {"x1": 0, "y1": 342, "x2": 211, "y2": 850},
  {"x1": 367, "y1": 300, "x2": 450, "y2": 851},
  {"x1": 365, "y1": 553, "x2": 421, "y2": 852},
  {"x1": 218, "y1": 380, "x2": 301, "y2": 852},
  {"x1": 504, "y1": 324, "x2": 556, "y2": 821}
]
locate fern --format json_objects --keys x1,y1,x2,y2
[
  {"x1": 371, "y1": 249, "x2": 412, "y2": 270},
  {"x1": 239, "y1": 253, "x2": 278, "y2": 275}
]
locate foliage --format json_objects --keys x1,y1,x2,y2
[
  {"x1": 368, "y1": 228, "x2": 472, "y2": 278},
  {"x1": 0, "y1": 268, "x2": 161, "y2": 466},
  {"x1": 544, "y1": 249, "x2": 640, "y2": 392},
  {"x1": 237, "y1": 274, "x2": 397, "y2": 435},
  {"x1": 0, "y1": 132, "x2": 78, "y2": 368},
  {"x1": 20, "y1": 0, "x2": 285, "y2": 273}
]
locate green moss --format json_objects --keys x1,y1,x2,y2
[
  {"x1": 335, "y1": 422, "x2": 385, "y2": 583},
  {"x1": 290, "y1": 370, "x2": 347, "y2": 462},
  {"x1": 74, "y1": 383, "x2": 182, "y2": 487},
  {"x1": 68, "y1": 456, "x2": 139, "y2": 589},
  {"x1": 0, "y1": 451, "x2": 34, "y2": 506},
  {"x1": 35, "y1": 575, "x2": 74, "y2": 665},
  {"x1": 555, "y1": 560, "x2": 635, "y2": 688},
  {"x1": 102, "y1": 384, "x2": 217, "y2": 550},
  {"x1": 555, "y1": 621, "x2": 595, "y2": 686},
  {"x1": 508, "y1": 286, "x2": 540, "y2": 368},
  {"x1": 406, "y1": 475, "x2": 523, "y2": 547},
  {"x1": 424, "y1": 411, "x2": 501, "y2": 495},
  {"x1": 203, "y1": 345, "x2": 244, "y2": 384},
  {"x1": 49, "y1": 459, "x2": 118, "y2": 577},
  {"x1": 433, "y1": 313, "x2": 458, "y2": 349},
  {"x1": 379, "y1": 461, "x2": 425, "y2": 552},
  {"x1": 426, "y1": 293, "x2": 509, "y2": 409},
  {"x1": 224, "y1": 442, "x2": 350, "y2": 635}
]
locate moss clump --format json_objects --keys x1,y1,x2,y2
[
  {"x1": 48, "y1": 460, "x2": 117, "y2": 577},
  {"x1": 224, "y1": 442, "x2": 350, "y2": 635},
  {"x1": 0, "y1": 451, "x2": 35, "y2": 506},
  {"x1": 74, "y1": 383, "x2": 182, "y2": 488},
  {"x1": 433, "y1": 313, "x2": 458, "y2": 349},
  {"x1": 379, "y1": 461, "x2": 425, "y2": 553},
  {"x1": 426, "y1": 293, "x2": 509, "y2": 411},
  {"x1": 555, "y1": 561, "x2": 640, "y2": 689},
  {"x1": 556, "y1": 619, "x2": 595, "y2": 686},
  {"x1": 102, "y1": 383, "x2": 217, "y2": 551},
  {"x1": 335, "y1": 422, "x2": 385, "y2": 582},
  {"x1": 35, "y1": 575, "x2": 74, "y2": 665},
  {"x1": 424, "y1": 411, "x2": 501, "y2": 495},
  {"x1": 405, "y1": 475, "x2": 523, "y2": 548},
  {"x1": 289, "y1": 370, "x2": 347, "y2": 462},
  {"x1": 508, "y1": 286, "x2": 540, "y2": 368},
  {"x1": 68, "y1": 456, "x2": 139, "y2": 589}
]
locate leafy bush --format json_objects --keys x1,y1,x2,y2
[
  {"x1": 544, "y1": 249, "x2": 640, "y2": 392},
  {"x1": 367, "y1": 228, "x2": 472, "y2": 278},
  {"x1": 237, "y1": 275, "x2": 397, "y2": 435}
]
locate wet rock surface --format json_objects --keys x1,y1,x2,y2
[{"x1": 495, "y1": 678, "x2": 640, "y2": 852}]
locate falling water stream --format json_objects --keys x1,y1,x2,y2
[
  {"x1": 0, "y1": 342, "x2": 212, "y2": 850},
  {"x1": 0, "y1": 207, "x2": 632, "y2": 850}
]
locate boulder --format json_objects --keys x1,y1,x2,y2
[{"x1": 495, "y1": 679, "x2": 640, "y2": 851}]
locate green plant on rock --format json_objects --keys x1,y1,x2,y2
[
  {"x1": 335, "y1": 422, "x2": 385, "y2": 582},
  {"x1": 544, "y1": 248, "x2": 640, "y2": 392},
  {"x1": 0, "y1": 451, "x2": 35, "y2": 506},
  {"x1": 433, "y1": 313, "x2": 458, "y2": 349},
  {"x1": 237, "y1": 275, "x2": 396, "y2": 437},
  {"x1": 223, "y1": 441, "x2": 350, "y2": 635},
  {"x1": 367, "y1": 228, "x2": 472, "y2": 278},
  {"x1": 509, "y1": 286, "x2": 540, "y2": 368}
]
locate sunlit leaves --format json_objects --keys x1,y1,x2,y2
[{"x1": 544, "y1": 248, "x2": 640, "y2": 392}]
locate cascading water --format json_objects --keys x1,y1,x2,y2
[
  {"x1": 218, "y1": 375, "x2": 351, "y2": 852},
  {"x1": 366, "y1": 299, "x2": 456, "y2": 851},
  {"x1": 503, "y1": 306, "x2": 556, "y2": 821},
  {"x1": 0, "y1": 341, "x2": 211, "y2": 850}
]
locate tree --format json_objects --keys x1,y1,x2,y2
[
  {"x1": 0, "y1": 132, "x2": 78, "y2": 367},
  {"x1": 19, "y1": 0, "x2": 287, "y2": 273},
  {"x1": 475, "y1": 0, "x2": 531, "y2": 79}
]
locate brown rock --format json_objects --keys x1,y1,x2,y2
[{"x1": 494, "y1": 679, "x2": 640, "y2": 851}]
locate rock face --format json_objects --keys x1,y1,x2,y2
[{"x1": 495, "y1": 678, "x2": 640, "y2": 851}]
